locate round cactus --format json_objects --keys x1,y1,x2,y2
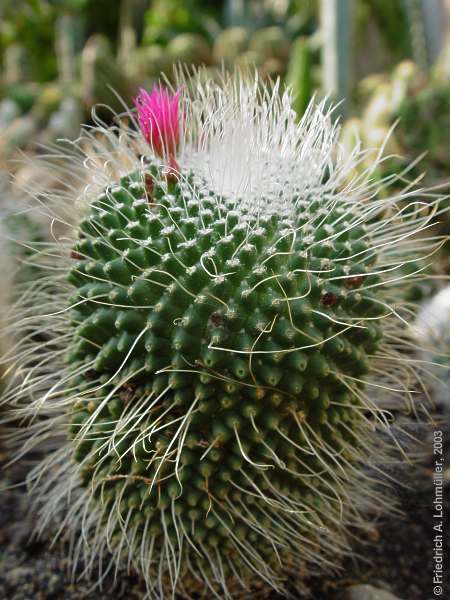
[
  {"x1": 213, "y1": 27, "x2": 249, "y2": 67},
  {"x1": 2, "y1": 73, "x2": 441, "y2": 598},
  {"x1": 3, "y1": 82, "x2": 40, "y2": 114},
  {"x1": 248, "y1": 27, "x2": 290, "y2": 63},
  {"x1": 34, "y1": 82, "x2": 63, "y2": 120},
  {"x1": 166, "y1": 33, "x2": 211, "y2": 67},
  {"x1": 124, "y1": 45, "x2": 167, "y2": 84},
  {"x1": 235, "y1": 49, "x2": 264, "y2": 72}
]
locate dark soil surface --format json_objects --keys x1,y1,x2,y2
[{"x1": 0, "y1": 422, "x2": 448, "y2": 600}]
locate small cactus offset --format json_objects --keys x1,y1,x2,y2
[{"x1": 1, "y1": 72, "x2": 440, "y2": 598}]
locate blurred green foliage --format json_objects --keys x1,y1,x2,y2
[
  {"x1": 82, "y1": 1, "x2": 121, "y2": 45},
  {"x1": 47, "y1": 0, "x2": 88, "y2": 10},
  {"x1": 0, "y1": 0, "x2": 57, "y2": 82},
  {"x1": 0, "y1": 0, "x2": 122, "y2": 84},
  {"x1": 0, "y1": 0, "x2": 419, "y2": 86},
  {"x1": 0, "y1": 0, "x2": 444, "y2": 162},
  {"x1": 143, "y1": 0, "x2": 222, "y2": 45}
]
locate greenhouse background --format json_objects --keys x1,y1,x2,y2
[
  {"x1": 0, "y1": 2, "x2": 449, "y2": 600},
  {"x1": 1, "y1": 1, "x2": 450, "y2": 153}
]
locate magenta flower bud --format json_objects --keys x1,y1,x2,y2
[{"x1": 134, "y1": 86, "x2": 182, "y2": 158}]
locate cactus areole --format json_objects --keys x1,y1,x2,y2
[{"x1": 6, "y1": 73, "x2": 438, "y2": 598}]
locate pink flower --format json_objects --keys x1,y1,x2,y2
[{"x1": 134, "y1": 86, "x2": 182, "y2": 158}]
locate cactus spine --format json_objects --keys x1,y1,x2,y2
[{"x1": 1, "y1": 72, "x2": 440, "y2": 598}]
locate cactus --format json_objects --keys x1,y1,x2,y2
[
  {"x1": 395, "y1": 82, "x2": 450, "y2": 178},
  {"x1": 54, "y1": 11, "x2": 82, "y2": 86},
  {"x1": 354, "y1": 60, "x2": 448, "y2": 182},
  {"x1": 166, "y1": 33, "x2": 212, "y2": 67},
  {"x1": 34, "y1": 83, "x2": 64, "y2": 120},
  {"x1": 286, "y1": 36, "x2": 314, "y2": 118},
  {"x1": 320, "y1": 0, "x2": 352, "y2": 115},
  {"x1": 249, "y1": 27, "x2": 290, "y2": 63},
  {"x1": 124, "y1": 45, "x2": 167, "y2": 84},
  {"x1": 2, "y1": 72, "x2": 441, "y2": 598},
  {"x1": 3, "y1": 43, "x2": 30, "y2": 86},
  {"x1": 81, "y1": 34, "x2": 131, "y2": 115},
  {"x1": 343, "y1": 59, "x2": 450, "y2": 254},
  {"x1": 235, "y1": 49, "x2": 263, "y2": 72},
  {"x1": 4, "y1": 82, "x2": 40, "y2": 114},
  {"x1": 213, "y1": 27, "x2": 249, "y2": 67}
]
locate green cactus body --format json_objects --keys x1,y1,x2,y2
[
  {"x1": 66, "y1": 160, "x2": 385, "y2": 585},
  {"x1": 287, "y1": 37, "x2": 314, "y2": 117},
  {"x1": 5, "y1": 82, "x2": 40, "y2": 114}
]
